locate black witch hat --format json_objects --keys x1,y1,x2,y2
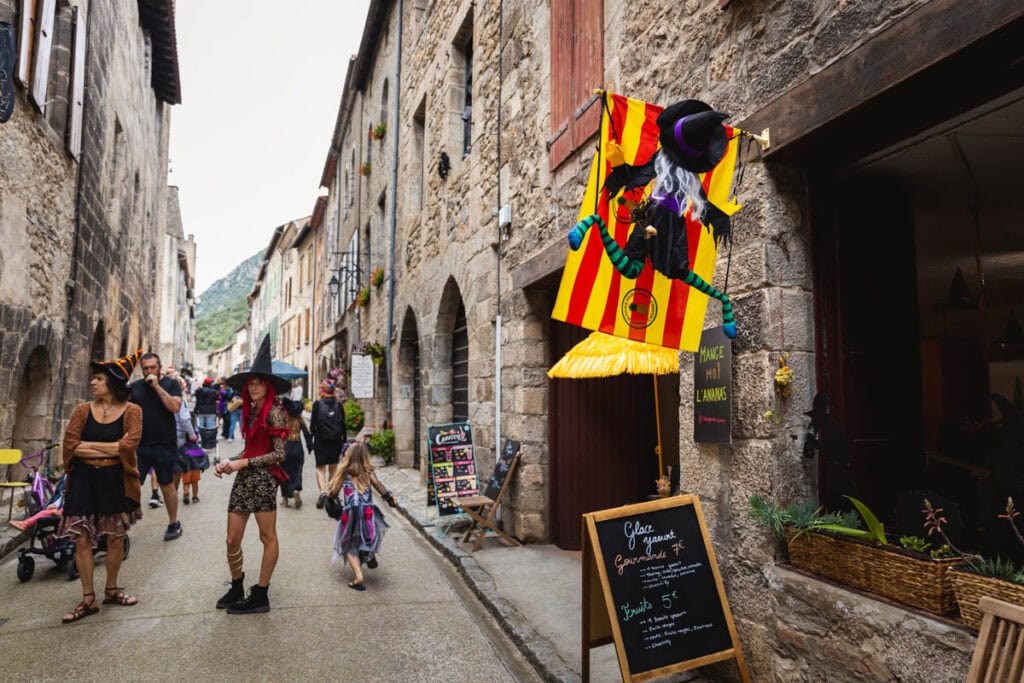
[
  {"x1": 226, "y1": 335, "x2": 291, "y2": 395},
  {"x1": 656, "y1": 100, "x2": 730, "y2": 173}
]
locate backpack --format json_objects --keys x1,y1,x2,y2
[{"x1": 316, "y1": 400, "x2": 346, "y2": 442}]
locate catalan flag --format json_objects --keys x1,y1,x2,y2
[{"x1": 551, "y1": 92, "x2": 742, "y2": 351}]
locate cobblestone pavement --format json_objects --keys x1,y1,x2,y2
[{"x1": 0, "y1": 440, "x2": 541, "y2": 682}]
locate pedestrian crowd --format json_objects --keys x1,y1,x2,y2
[{"x1": 36, "y1": 334, "x2": 396, "y2": 624}]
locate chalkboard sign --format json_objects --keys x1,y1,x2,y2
[
  {"x1": 582, "y1": 496, "x2": 748, "y2": 682},
  {"x1": 484, "y1": 439, "x2": 520, "y2": 500},
  {"x1": 694, "y1": 326, "x2": 732, "y2": 443},
  {"x1": 427, "y1": 422, "x2": 479, "y2": 516}
]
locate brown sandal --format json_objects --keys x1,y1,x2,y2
[
  {"x1": 103, "y1": 586, "x2": 138, "y2": 606},
  {"x1": 62, "y1": 593, "x2": 99, "y2": 623}
]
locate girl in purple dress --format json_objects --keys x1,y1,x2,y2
[{"x1": 328, "y1": 443, "x2": 396, "y2": 590}]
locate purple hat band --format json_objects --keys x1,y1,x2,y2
[{"x1": 673, "y1": 115, "x2": 703, "y2": 158}]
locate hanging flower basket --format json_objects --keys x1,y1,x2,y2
[
  {"x1": 359, "y1": 162, "x2": 371, "y2": 177},
  {"x1": 370, "y1": 267, "x2": 385, "y2": 287},
  {"x1": 372, "y1": 122, "x2": 387, "y2": 141}
]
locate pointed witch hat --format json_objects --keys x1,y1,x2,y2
[
  {"x1": 656, "y1": 99, "x2": 730, "y2": 173},
  {"x1": 90, "y1": 350, "x2": 142, "y2": 383},
  {"x1": 226, "y1": 334, "x2": 291, "y2": 395}
]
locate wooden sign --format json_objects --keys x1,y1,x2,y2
[
  {"x1": 582, "y1": 495, "x2": 748, "y2": 682},
  {"x1": 483, "y1": 439, "x2": 520, "y2": 500},
  {"x1": 694, "y1": 326, "x2": 732, "y2": 443},
  {"x1": 427, "y1": 422, "x2": 479, "y2": 516}
]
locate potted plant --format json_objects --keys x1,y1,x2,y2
[
  {"x1": 949, "y1": 498, "x2": 1024, "y2": 630},
  {"x1": 343, "y1": 399, "x2": 364, "y2": 434},
  {"x1": 748, "y1": 494, "x2": 964, "y2": 615},
  {"x1": 369, "y1": 428, "x2": 395, "y2": 465},
  {"x1": 359, "y1": 162, "x2": 371, "y2": 177},
  {"x1": 372, "y1": 122, "x2": 387, "y2": 140},
  {"x1": 356, "y1": 286, "x2": 370, "y2": 307},
  {"x1": 353, "y1": 341, "x2": 386, "y2": 365},
  {"x1": 370, "y1": 267, "x2": 385, "y2": 287}
]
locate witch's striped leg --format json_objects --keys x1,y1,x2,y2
[
  {"x1": 566, "y1": 214, "x2": 643, "y2": 279},
  {"x1": 682, "y1": 270, "x2": 737, "y2": 339}
]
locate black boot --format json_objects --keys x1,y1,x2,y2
[
  {"x1": 226, "y1": 584, "x2": 270, "y2": 615},
  {"x1": 216, "y1": 575, "x2": 245, "y2": 609}
]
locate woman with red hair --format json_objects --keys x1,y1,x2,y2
[{"x1": 213, "y1": 335, "x2": 290, "y2": 614}]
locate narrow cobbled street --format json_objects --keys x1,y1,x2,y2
[{"x1": 0, "y1": 439, "x2": 539, "y2": 682}]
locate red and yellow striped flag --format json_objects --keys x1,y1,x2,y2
[{"x1": 551, "y1": 93, "x2": 742, "y2": 351}]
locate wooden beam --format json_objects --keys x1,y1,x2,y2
[
  {"x1": 511, "y1": 238, "x2": 565, "y2": 290},
  {"x1": 740, "y1": 0, "x2": 1024, "y2": 162}
]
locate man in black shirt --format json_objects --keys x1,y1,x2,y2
[{"x1": 130, "y1": 353, "x2": 184, "y2": 541}]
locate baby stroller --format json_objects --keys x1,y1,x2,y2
[
  {"x1": 199, "y1": 427, "x2": 219, "y2": 464},
  {"x1": 16, "y1": 475, "x2": 130, "y2": 582}
]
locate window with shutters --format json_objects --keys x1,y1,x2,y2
[
  {"x1": 67, "y1": 4, "x2": 85, "y2": 159},
  {"x1": 380, "y1": 78, "x2": 388, "y2": 129},
  {"x1": 549, "y1": 0, "x2": 604, "y2": 170},
  {"x1": 412, "y1": 95, "x2": 426, "y2": 210},
  {"x1": 451, "y1": 301, "x2": 469, "y2": 423}
]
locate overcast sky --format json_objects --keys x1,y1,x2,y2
[{"x1": 169, "y1": 0, "x2": 372, "y2": 294}]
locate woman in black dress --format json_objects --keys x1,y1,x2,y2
[
  {"x1": 311, "y1": 378, "x2": 346, "y2": 508},
  {"x1": 59, "y1": 351, "x2": 143, "y2": 623}
]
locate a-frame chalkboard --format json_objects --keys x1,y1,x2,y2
[{"x1": 582, "y1": 495, "x2": 749, "y2": 682}]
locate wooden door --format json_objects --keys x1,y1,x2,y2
[
  {"x1": 549, "y1": 321, "x2": 659, "y2": 550},
  {"x1": 812, "y1": 175, "x2": 924, "y2": 517}
]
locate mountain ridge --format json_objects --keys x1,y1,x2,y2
[{"x1": 195, "y1": 249, "x2": 263, "y2": 351}]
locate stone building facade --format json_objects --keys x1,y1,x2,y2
[
  {"x1": 157, "y1": 185, "x2": 196, "y2": 371},
  {"x1": 0, "y1": 0, "x2": 179, "y2": 475},
  {"x1": 310, "y1": 1, "x2": 1023, "y2": 678}
]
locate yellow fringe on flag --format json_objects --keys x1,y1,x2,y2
[{"x1": 547, "y1": 332, "x2": 680, "y2": 379}]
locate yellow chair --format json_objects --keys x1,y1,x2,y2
[{"x1": 0, "y1": 449, "x2": 29, "y2": 522}]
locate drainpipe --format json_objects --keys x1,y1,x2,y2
[
  {"x1": 494, "y1": 0, "x2": 505, "y2": 464},
  {"x1": 385, "y1": 0, "x2": 403, "y2": 422}
]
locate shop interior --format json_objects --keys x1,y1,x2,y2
[{"x1": 820, "y1": 88, "x2": 1024, "y2": 559}]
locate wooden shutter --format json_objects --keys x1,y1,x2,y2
[
  {"x1": 548, "y1": 0, "x2": 573, "y2": 168},
  {"x1": 549, "y1": 0, "x2": 604, "y2": 169},
  {"x1": 16, "y1": 0, "x2": 37, "y2": 86},
  {"x1": 67, "y1": 6, "x2": 86, "y2": 159},
  {"x1": 571, "y1": 0, "x2": 603, "y2": 150},
  {"x1": 30, "y1": 0, "x2": 55, "y2": 109}
]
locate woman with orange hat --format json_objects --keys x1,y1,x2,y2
[{"x1": 58, "y1": 350, "x2": 144, "y2": 623}]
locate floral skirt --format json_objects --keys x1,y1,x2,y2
[
  {"x1": 228, "y1": 466, "x2": 279, "y2": 514},
  {"x1": 333, "y1": 504, "x2": 389, "y2": 562},
  {"x1": 58, "y1": 462, "x2": 140, "y2": 546}
]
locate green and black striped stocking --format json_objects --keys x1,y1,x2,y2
[
  {"x1": 683, "y1": 270, "x2": 736, "y2": 339},
  {"x1": 567, "y1": 214, "x2": 643, "y2": 279}
]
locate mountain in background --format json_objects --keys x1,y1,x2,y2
[{"x1": 195, "y1": 249, "x2": 263, "y2": 351}]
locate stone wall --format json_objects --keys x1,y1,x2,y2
[
  {"x1": 63, "y1": 0, "x2": 171, "y2": 416},
  {"x1": 0, "y1": 0, "x2": 80, "y2": 457}
]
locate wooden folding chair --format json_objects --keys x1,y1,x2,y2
[
  {"x1": 456, "y1": 450, "x2": 521, "y2": 551},
  {"x1": 968, "y1": 596, "x2": 1024, "y2": 682},
  {"x1": 0, "y1": 449, "x2": 28, "y2": 521}
]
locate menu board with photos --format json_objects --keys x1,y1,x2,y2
[
  {"x1": 582, "y1": 496, "x2": 748, "y2": 682},
  {"x1": 427, "y1": 422, "x2": 479, "y2": 516}
]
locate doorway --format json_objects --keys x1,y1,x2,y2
[{"x1": 548, "y1": 319, "x2": 658, "y2": 550}]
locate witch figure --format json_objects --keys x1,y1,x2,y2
[{"x1": 567, "y1": 99, "x2": 738, "y2": 338}]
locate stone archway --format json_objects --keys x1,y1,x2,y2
[
  {"x1": 395, "y1": 307, "x2": 422, "y2": 469},
  {"x1": 11, "y1": 346, "x2": 52, "y2": 473},
  {"x1": 431, "y1": 276, "x2": 465, "y2": 426}
]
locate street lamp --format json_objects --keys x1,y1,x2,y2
[{"x1": 328, "y1": 274, "x2": 340, "y2": 298}]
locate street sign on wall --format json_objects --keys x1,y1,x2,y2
[{"x1": 351, "y1": 354, "x2": 374, "y2": 398}]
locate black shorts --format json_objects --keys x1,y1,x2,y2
[{"x1": 136, "y1": 445, "x2": 177, "y2": 486}]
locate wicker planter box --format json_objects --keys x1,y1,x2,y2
[
  {"x1": 785, "y1": 528, "x2": 962, "y2": 614},
  {"x1": 949, "y1": 564, "x2": 1024, "y2": 631}
]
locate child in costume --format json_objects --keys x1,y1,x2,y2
[
  {"x1": 568, "y1": 99, "x2": 739, "y2": 338},
  {"x1": 327, "y1": 443, "x2": 396, "y2": 590}
]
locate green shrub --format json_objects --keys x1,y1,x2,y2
[
  {"x1": 343, "y1": 399, "x2": 364, "y2": 434},
  {"x1": 369, "y1": 429, "x2": 395, "y2": 465}
]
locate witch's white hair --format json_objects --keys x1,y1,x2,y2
[{"x1": 650, "y1": 150, "x2": 706, "y2": 220}]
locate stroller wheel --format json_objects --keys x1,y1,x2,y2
[
  {"x1": 67, "y1": 557, "x2": 79, "y2": 581},
  {"x1": 17, "y1": 556, "x2": 35, "y2": 582}
]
